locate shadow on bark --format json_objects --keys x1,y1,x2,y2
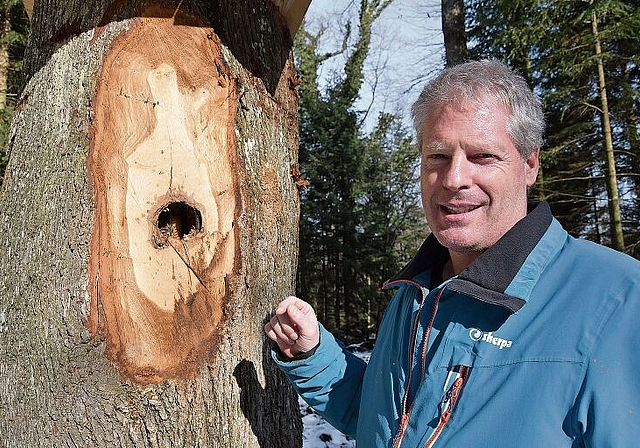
[
  {"x1": 233, "y1": 341, "x2": 303, "y2": 448},
  {"x1": 23, "y1": 0, "x2": 290, "y2": 96}
]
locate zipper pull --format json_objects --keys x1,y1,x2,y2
[
  {"x1": 423, "y1": 367, "x2": 470, "y2": 448},
  {"x1": 439, "y1": 376, "x2": 464, "y2": 418},
  {"x1": 439, "y1": 366, "x2": 469, "y2": 418}
]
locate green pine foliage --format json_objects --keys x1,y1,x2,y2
[
  {"x1": 0, "y1": 0, "x2": 29, "y2": 187},
  {"x1": 467, "y1": 0, "x2": 640, "y2": 258},
  {"x1": 295, "y1": 1, "x2": 423, "y2": 338},
  {"x1": 0, "y1": 107, "x2": 12, "y2": 184},
  {"x1": 357, "y1": 113, "x2": 424, "y2": 331}
]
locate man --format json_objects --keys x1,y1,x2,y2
[{"x1": 264, "y1": 59, "x2": 640, "y2": 447}]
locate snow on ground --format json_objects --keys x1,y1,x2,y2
[
  {"x1": 300, "y1": 397, "x2": 355, "y2": 448},
  {"x1": 300, "y1": 344, "x2": 372, "y2": 448}
]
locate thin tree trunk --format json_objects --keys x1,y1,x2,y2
[
  {"x1": 0, "y1": 1, "x2": 11, "y2": 110},
  {"x1": 591, "y1": 10, "x2": 625, "y2": 251},
  {"x1": 441, "y1": 0, "x2": 467, "y2": 67},
  {"x1": 621, "y1": 63, "x2": 640, "y2": 207},
  {"x1": 0, "y1": 1, "x2": 306, "y2": 446},
  {"x1": 591, "y1": 180, "x2": 602, "y2": 245}
]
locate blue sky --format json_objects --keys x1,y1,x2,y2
[{"x1": 302, "y1": 0, "x2": 445, "y2": 132}]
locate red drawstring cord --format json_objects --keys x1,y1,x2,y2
[{"x1": 392, "y1": 285, "x2": 445, "y2": 448}]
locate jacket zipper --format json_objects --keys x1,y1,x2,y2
[
  {"x1": 392, "y1": 286, "x2": 444, "y2": 448},
  {"x1": 423, "y1": 365, "x2": 470, "y2": 448}
]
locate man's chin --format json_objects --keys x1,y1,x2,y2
[{"x1": 433, "y1": 231, "x2": 488, "y2": 254}]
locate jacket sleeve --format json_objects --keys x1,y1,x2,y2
[
  {"x1": 271, "y1": 323, "x2": 367, "y2": 437},
  {"x1": 574, "y1": 278, "x2": 640, "y2": 446}
]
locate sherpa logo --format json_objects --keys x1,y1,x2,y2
[{"x1": 469, "y1": 328, "x2": 513, "y2": 350}]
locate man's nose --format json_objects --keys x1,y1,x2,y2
[{"x1": 441, "y1": 154, "x2": 471, "y2": 190}]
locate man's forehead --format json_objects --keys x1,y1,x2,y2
[
  {"x1": 423, "y1": 101, "x2": 509, "y2": 132},
  {"x1": 421, "y1": 139, "x2": 500, "y2": 154},
  {"x1": 429, "y1": 97, "x2": 507, "y2": 116},
  {"x1": 420, "y1": 101, "x2": 512, "y2": 153}
]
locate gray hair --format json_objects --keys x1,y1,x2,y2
[{"x1": 411, "y1": 59, "x2": 545, "y2": 158}]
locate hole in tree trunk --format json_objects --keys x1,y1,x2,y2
[{"x1": 156, "y1": 202, "x2": 203, "y2": 241}]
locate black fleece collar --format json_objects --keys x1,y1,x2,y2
[{"x1": 388, "y1": 201, "x2": 553, "y2": 313}]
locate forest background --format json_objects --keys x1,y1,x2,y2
[{"x1": 1, "y1": 0, "x2": 639, "y2": 342}]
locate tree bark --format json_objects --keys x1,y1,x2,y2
[
  {"x1": 0, "y1": 1, "x2": 11, "y2": 109},
  {"x1": 441, "y1": 0, "x2": 467, "y2": 67},
  {"x1": 0, "y1": 1, "x2": 304, "y2": 446}
]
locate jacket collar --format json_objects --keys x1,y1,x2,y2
[{"x1": 387, "y1": 201, "x2": 554, "y2": 313}]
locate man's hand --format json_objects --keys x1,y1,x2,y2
[{"x1": 264, "y1": 296, "x2": 320, "y2": 359}]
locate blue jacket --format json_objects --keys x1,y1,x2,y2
[{"x1": 274, "y1": 202, "x2": 640, "y2": 447}]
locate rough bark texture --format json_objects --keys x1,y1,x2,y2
[
  {"x1": 0, "y1": 1, "x2": 303, "y2": 447},
  {"x1": 0, "y1": 2, "x2": 10, "y2": 109}
]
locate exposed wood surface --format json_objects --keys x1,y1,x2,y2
[
  {"x1": 22, "y1": 0, "x2": 33, "y2": 18},
  {"x1": 271, "y1": 0, "x2": 312, "y2": 36},
  {"x1": 89, "y1": 18, "x2": 237, "y2": 384}
]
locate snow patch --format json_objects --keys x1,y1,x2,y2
[{"x1": 300, "y1": 347, "x2": 372, "y2": 447}]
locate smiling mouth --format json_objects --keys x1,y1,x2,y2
[{"x1": 441, "y1": 204, "x2": 481, "y2": 214}]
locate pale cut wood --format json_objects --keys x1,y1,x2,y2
[
  {"x1": 89, "y1": 18, "x2": 237, "y2": 384},
  {"x1": 22, "y1": 0, "x2": 33, "y2": 18},
  {"x1": 271, "y1": 0, "x2": 311, "y2": 36}
]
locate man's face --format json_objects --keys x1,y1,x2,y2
[{"x1": 420, "y1": 101, "x2": 539, "y2": 262}]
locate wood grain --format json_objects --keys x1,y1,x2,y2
[{"x1": 88, "y1": 17, "x2": 238, "y2": 384}]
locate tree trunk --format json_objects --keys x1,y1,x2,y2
[
  {"x1": 0, "y1": 1, "x2": 11, "y2": 110},
  {"x1": 0, "y1": 1, "x2": 305, "y2": 446},
  {"x1": 441, "y1": 0, "x2": 467, "y2": 67},
  {"x1": 591, "y1": 10, "x2": 625, "y2": 252}
]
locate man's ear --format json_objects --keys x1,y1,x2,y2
[{"x1": 525, "y1": 148, "x2": 540, "y2": 187}]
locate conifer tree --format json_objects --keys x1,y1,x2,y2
[
  {"x1": 467, "y1": 0, "x2": 640, "y2": 256},
  {"x1": 295, "y1": 0, "x2": 423, "y2": 336}
]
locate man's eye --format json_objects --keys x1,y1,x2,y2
[{"x1": 475, "y1": 153, "x2": 497, "y2": 160}]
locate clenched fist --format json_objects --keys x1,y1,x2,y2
[{"x1": 264, "y1": 296, "x2": 320, "y2": 358}]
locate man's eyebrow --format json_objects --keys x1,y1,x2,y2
[{"x1": 423, "y1": 141, "x2": 447, "y2": 152}]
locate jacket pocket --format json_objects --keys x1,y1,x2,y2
[{"x1": 423, "y1": 365, "x2": 470, "y2": 448}]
